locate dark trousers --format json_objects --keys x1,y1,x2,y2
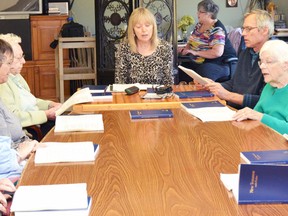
[
  {"x1": 25, "y1": 120, "x2": 55, "y2": 141},
  {"x1": 178, "y1": 60, "x2": 230, "y2": 83}
]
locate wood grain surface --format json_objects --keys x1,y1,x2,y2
[{"x1": 19, "y1": 109, "x2": 288, "y2": 216}]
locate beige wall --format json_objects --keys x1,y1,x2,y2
[{"x1": 72, "y1": 0, "x2": 287, "y2": 37}]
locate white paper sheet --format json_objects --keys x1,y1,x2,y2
[
  {"x1": 54, "y1": 114, "x2": 104, "y2": 132},
  {"x1": 35, "y1": 141, "x2": 98, "y2": 164},
  {"x1": 11, "y1": 183, "x2": 88, "y2": 212}
]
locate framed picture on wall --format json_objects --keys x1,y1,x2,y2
[{"x1": 226, "y1": 0, "x2": 238, "y2": 8}]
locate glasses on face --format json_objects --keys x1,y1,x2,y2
[
  {"x1": 258, "y1": 60, "x2": 278, "y2": 68},
  {"x1": 14, "y1": 54, "x2": 25, "y2": 61},
  {"x1": 241, "y1": 26, "x2": 258, "y2": 33}
]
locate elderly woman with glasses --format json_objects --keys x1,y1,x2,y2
[
  {"x1": 233, "y1": 40, "x2": 288, "y2": 135},
  {"x1": 0, "y1": 33, "x2": 62, "y2": 141},
  {"x1": 0, "y1": 38, "x2": 40, "y2": 182},
  {"x1": 178, "y1": 0, "x2": 236, "y2": 82}
]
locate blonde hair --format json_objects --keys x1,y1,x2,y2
[
  {"x1": 260, "y1": 40, "x2": 288, "y2": 62},
  {"x1": 0, "y1": 33, "x2": 22, "y2": 46},
  {"x1": 127, "y1": 7, "x2": 159, "y2": 53},
  {"x1": 244, "y1": 9, "x2": 274, "y2": 37}
]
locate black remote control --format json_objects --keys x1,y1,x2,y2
[{"x1": 125, "y1": 86, "x2": 139, "y2": 95}]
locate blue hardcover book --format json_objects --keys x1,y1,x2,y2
[
  {"x1": 175, "y1": 90, "x2": 214, "y2": 98},
  {"x1": 240, "y1": 150, "x2": 288, "y2": 164},
  {"x1": 91, "y1": 92, "x2": 112, "y2": 97},
  {"x1": 238, "y1": 164, "x2": 288, "y2": 204},
  {"x1": 129, "y1": 109, "x2": 173, "y2": 119},
  {"x1": 91, "y1": 92, "x2": 113, "y2": 100},
  {"x1": 182, "y1": 101, "x2": 224, "y2": 109},
  {"x1": 82, "y1": 85, "x2": 108, "y2": 93}
]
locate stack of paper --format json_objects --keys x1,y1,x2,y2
[
  {"x1": 181, "y1": 101, "x2": 236, "y2": 122},
  {"x1": 54, "y1": 114, "x2": 104, "y2": 132},
  {"x1": 11, "y1": 183, "x2": 92, "y2": 215},
  {"x1": 35, "y1": 141, "x2": 99, "y2": 164}
]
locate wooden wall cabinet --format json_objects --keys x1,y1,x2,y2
[{"x1": 23, "y1": 15, "x2": 68, "y2": 101}]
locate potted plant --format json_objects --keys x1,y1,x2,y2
[{"x1": 177, "y1": 15, "x2": 195, "y2": 42}]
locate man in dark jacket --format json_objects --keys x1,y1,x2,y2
[{"x1": 206, "y1": 9, "x2": 274, "y2": 109}]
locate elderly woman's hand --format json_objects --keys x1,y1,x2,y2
[
  {"x1": 17, "y1": 140, "x2": 40, "y2": 162},
  {"x1": 0, "y1": 178, "x2": 16, "y2": 214},
  {"x1": 233, "y1": 107, "x2": 263, "y2": 122}
]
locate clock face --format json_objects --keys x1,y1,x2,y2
[{"x1": 102, "y1": 0, "x2": 130, "y2": 40}]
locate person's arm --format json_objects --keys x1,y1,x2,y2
[
  {"x1": 0, "y1": 81, "x2": 48, "y2": 127},
  {"x1": 242, "y1": 94, "x2": 261, "y2": 109},
  {"x1": 206, "y1": 81, "x2": 244, "y2": 106},
  {"x1": 185, "y1": 44, "x2": 224, "y2": 59},
  {"x1": 183, "y1": 26, "x2": 225, "y2": 59},
  {"x1": 115, "y1": 43, "x2": 130, "y2": 84},
  {"x1": 260, "y1": 114, "x2": 288, "y2": 135}
]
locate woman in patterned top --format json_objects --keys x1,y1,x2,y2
[
  {"x1": 115, "y1": 7, "x2": 174, "y2": 85},
  {"x1": 178, "y1": 0, "x2": 236, "y2": 82}
]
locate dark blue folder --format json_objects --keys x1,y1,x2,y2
[{"x1": 175, "y1": 90, "x2": 214, "y2": 98}]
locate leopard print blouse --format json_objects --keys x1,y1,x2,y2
[{"x1": 115, "y1": 39, "x2": 174, "y2": 85}]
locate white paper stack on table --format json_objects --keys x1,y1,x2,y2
[
  {"x1": 11, "y1": 183, "x2": 92, "y2": 216},
  {"x1": 54, "y1": 114, "x2": 104, "y2": 133},
  {"x1": 181, "y1": 101, "x2": 236, "y2": 122},
  {"x1": 35, "y1": 141, "x2": 99, "y2": 164}
]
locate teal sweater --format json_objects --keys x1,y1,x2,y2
[{"x1": 254, "y1": 83, "x2": 288, "y2": 135}]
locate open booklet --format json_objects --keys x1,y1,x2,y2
[
  {"x1": 181, "y1": 101, "x2": 236, "y2": 122},
  {"x1": 178, "y1": 65, "x2": 209, "y2": 85},
  {"x1": 55, "y1": 88, "x2": 93, "y2": 116}
]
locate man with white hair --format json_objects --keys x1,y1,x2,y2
[{"x1": 0, "y1": 33, "x2": 62, "y2": 140}]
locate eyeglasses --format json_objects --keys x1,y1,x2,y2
[
  {"x1": 258, "y1": 60, "x2": 278, "y2": 68},
  {"x1": 197, "y1": 10, "x2": 207, "y2": 14},
  {"x1": 241, "y1": 26, "x2": 258, "y2": 33},
  {"x1": 14, "y1": 54, "x2": 25, "y2": 61}
]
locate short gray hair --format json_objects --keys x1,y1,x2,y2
[
  {"x1": 197, "y1": 0, "x2": 219, "y2": 19},
  {"x1": 0, "y1": 33, "x2": 22, "y2": 45},
  {"x1": 260, "y1": 40, "x2": 288, "y2": 62}
]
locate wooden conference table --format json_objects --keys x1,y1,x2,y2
[
  {"x1": 72, "y1": 85, "x2": 219, "y2": 113},
  {"x1": 18, "y1": 108, "x2": 288, "y2": 215}
]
